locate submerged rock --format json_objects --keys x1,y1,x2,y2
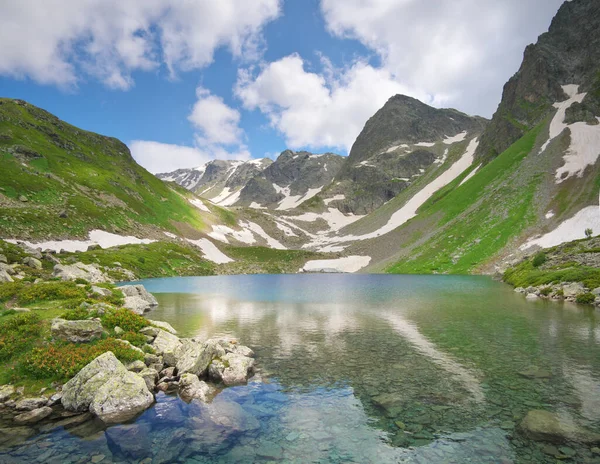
[
  {"x1": 51, "y1": 318, "x2": 103, "y2": 343},
  {"x1": 518, "y1": 367, "x2": 552, "y2": 379},
  {"x1": 179, "y1": 373, "x2": 211, "y2": 402},
  {"x1": 62, "y1": 352, "x2": 154, "y2": 424},
  {"x1": 13, "y1": 406, "x2": 52, "y2": 425},
  {"x1": 520, "y1": 410, "x2": 600, "y2": 444},
  {"x1": 105, "y1": 423, "x2": 152, "y2": 460}
]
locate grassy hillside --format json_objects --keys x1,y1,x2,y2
[
  {"x1": 379, "y1": 116, "x2": 599, "y2": 274},
  {"x1": 0, "y1": 98, "x2": 214, "y2": 240}
]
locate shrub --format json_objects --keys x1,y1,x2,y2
[
  {"x1": 22, "y1": 339, "x2": 144, "y2": 380},
  {"x1": 554, "y1": 289, "x2": 564, "y2": 298},
  {"x1": 118, "y1": 331, "x2": 147, "y2": 347},
  {"x1": 101, "y1": 308, "x2": 147, "y2": 333},
  {"x1": 575, "y1": 292, "x2": 595, "y2": 305},
  {"x1": 17, "y1": 282, "x2": 87, "y2": 305},
  {"x1": 74, "y1": 278, "x2": 89, "y2": 285},
  {"x1": 60, "y1": 307, "x2": 91, "y2": 321},
  {"x1": 532, "y1": 252, "x2": 547, "y2": 268},
  {"x1": 539, "y1": 286, "x2": 552, "y2": 296},
  {"x1": 585, "y1": 228, "x2": 593, "y2": 239},
  {"x1": 0, "y1": 313, "x2": 43, "y2": 361},
  {"x1": 0, "y1": 282, "x2": 25, "y2": 302}
]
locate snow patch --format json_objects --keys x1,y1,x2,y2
[
  {"x1": 302, "y1": 256, "x2": 371, "y2": 273},
  {"x1": 208, "y1": 225, "x2": 255, "y2": 244},
  {"x1": 415, "y1": 142, "x2": 436, "y2": 147},
  {"x1": 324, "y1": 194, "x2": 345, "y2": 205},
  {"x1": 555, "y1": 117, "x2": 600, "y2": 182},
  {"x1": 459, "y1": 165, "x2": 481, "y2": 186},
  {"x1": 163, "y1": 232, "x2": 177, "y2": 239},
  {"x1": 218, "y1": 189, "x2": 241, "y2": 207},
  {"x1": 545, "y1": 211, "x2": 555, "y2": 219},
  {"x1": 276, "y1": 186, "x2": 323, "y2": 211},
  {"x1": 240, "y1": 221, "x2": 286, "y2": 250},
  {"x1": 6, "y1": 230, "x2": 156, "y2": 253},
  {"x1": 189, "y1": 198, "x2": 210, "y2": 212},
  {"x1": 539, "y1": 84, "x2": 585, "y2": 154},
  {"x1": 521, "y1": 206, "x2": 600, "y2": 250},
  {"x1": 211, "y1": 188, "x2": 233, "y2": 204},
  {"x1": 186, "y1": 238, "x2": 234, "y2": 264},
  {"x1": 443, "y1": 131, "x2": 468, "y2": 145},
  {"x1": 274, "y1": 221, "x2": 297, "y2": 237},
  {"x1": 249, "y1": 202, "x2": 266, "y2": 209},
  {"x1": 290, "y1": 208, "x2": 364, "y2": 232}
]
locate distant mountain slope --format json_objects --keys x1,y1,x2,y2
[
  {"x1": 0, "y1": 98, "x2": 222, "y2": 241},
  {"x1": 324, "y1": 95, "x2": 488, "y2": 214}
]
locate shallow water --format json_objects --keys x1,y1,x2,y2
[{"x1": 2, "y1": 274, "x2": 600, "y2": 463}]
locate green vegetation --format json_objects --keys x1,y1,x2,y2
[
  {"x1": 387, "y1": 124, "x2": 544, "y2": 274},
  {"x1": 576, "y1": 293, "x2": 595, "y2": 305},
  {"x1": 0, "y1": 279, "x2": 149, "y2": 392},
  {"x1": 61, "y1": 241, "x2": 216, "y2": 279},
  {"x1": 223, "y1": 246, "x2": 331, "y2": 274},
  {"x1": 504, "y1": 237, "x2": 600, "y2": 290},
  {"x1": 532, "y1": 252, "x2": 547, "y2": 268},
  {"x1": 0, "y1": 98, "x2": 212, "y2": 239}
]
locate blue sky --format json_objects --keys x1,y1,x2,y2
[{"x1": 0, "y1": 0, "x2": 563, "y2": 173}]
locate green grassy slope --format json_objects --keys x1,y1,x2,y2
[
  {"x1": 377, "y1": 118, "x2": 598, "y2": 274},
  {"x1": 0, "y1": 98, "x2": 215, "y2": 240}
]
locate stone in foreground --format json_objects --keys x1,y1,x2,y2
[
  {"x1": 53, "y1": 262, "x2": 112, "y2": 283},
  {"x1": 520, "y1": 410, "x2": 600, "y2": 444},
  {"x1": 51, "y1": 318, "x2": 103, "y2": 343},
  {"x1": 14, "y1": 407, "x2": 53, "y2": 425},
  {"x1": 62, "y1": 352, "x2": 154, "y2": 424},
  {"x1": 179, "y1": 373, "x2": 211, "y2": 402}
]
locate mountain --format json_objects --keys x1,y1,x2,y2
[
  {"x1": 475, "y1": 0, "x2": 600, "y2": 162},
  {"x1": 157, "y1": 158, "x2": 272, "y2": 206},
  {"x1": 236, "y1": 150, "x2": 345, "y2": 210},
  {"x1": 321, "y1": 96, "x2": 488, "y2": 214},
  {"x1": 0, "y1": 98, "x2": 223, "y2": 241}
]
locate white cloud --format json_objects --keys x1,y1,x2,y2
[
  {"x1": 0, "y1": 0, "x2": 280, "y2": 89},
  {"x1": 129, "y1": 140, "x2": 250, "y2": 174},
  {"x1": 320, "y1": 0, "x2": 564, "y2": 117},
  {"x1": 236, "y1": 54, "x2": 425, "y2": 152},
  {"x1": 188, "y1": 87, "x2": 243, "y2": 146}
]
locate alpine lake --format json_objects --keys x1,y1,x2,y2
[{"x1": 1, "y1": 274, "x2": 599, "y2": 463}]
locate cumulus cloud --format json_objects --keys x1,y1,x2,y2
[
  {"x1": 131, "y1": 87, "x2": 250, "y2": 173},
  {"x1": 129, "y1": 140, "x2": 250, "y2": 174},
  {"x1": 0, "y1": 0, "x2": 280, "y2": 89},
  {"x1": 188, "y1": 87, "x2": 244, "y2": 146},
  {"x1": 236, "y1": 54, "x2": 426, "y2": 152},
  {"x1": 320, "y1": 0, "x2": 564, "y2": 117}
]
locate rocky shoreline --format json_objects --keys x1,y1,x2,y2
[{"x1": 513, "y1": 281, "x2": 600, "y2": 307}]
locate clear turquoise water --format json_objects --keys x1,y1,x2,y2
[{"x1": 2, "y1": 274, "x2": 600, "y2": 463}]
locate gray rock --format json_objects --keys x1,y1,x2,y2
[
  {"x1": 146, "y1": 319, "x2": 176, "y2": 335},
  {"x1": 140, "y1": 326, "x2": 159, "y2": 337},
  {"x1": 15, "y1": 397, "x2": 48, "y2": 411},
  {"x1": 105, "y1": 423, "x2": 152, "y2": 460},
  {"x1": 179, "y1": 373, "x2": 211, "y2": 402},
  {"x1": 91, "y1": 286, "x2": 112, "y2": 297},
  {"x1": 525, "y1": 286, "x2": 539, "y2": 295},
  {"x1": 562, "y1": 282, "x2": 586, "y2": 298},
  {"x1": 125, "y1": 360, "x2": 146, "y2": 373},
  {"x1": 13, "y1": 406, "x2": 53, "y2": 425},
  {"x1": 0, "y1": 385, "x2": 15, "y2": 402},
  {"x1": 21, "y1": 257, "x2": 42, "y2": 269},
  {"x1": 123, "y1": 296, "x2": 151, "y2": 315},
  {"x1": 0, "y1": 269, "x2": 13, "y2": 283},
  {"x1": 0, "y1": 263, "x2": 16, "y2": 275},
  {"x1": 592, "y1": 287, "x2": 600, "y2": 296},
  {"x1": 0, "y1": 254, "x2": 6, "y2": 263},
  {"x1": 138, "y1": 368, "x2": 158, "y2": 391},
  {"x1": 120, "y1": 285, "x2": 158, "y2": 306},
  {"x1": 210, "y1": 353, "x2": 255, "y2": 386},
  {"x1": 525, "y1": 293, "x2": 539, "y2": 300},
  {"x1": 113, "y1": 326, "x2": 124, "y2": 336},
  {"x1": 152, "y1": 330, "x2": 182, "y2": 367},
  {"x1": 53, "y1": 262, "x2": 112, "y2": 284},
  {"x1": 518, "y1": 368, "x2": 552, "y2": 379},
  {"x1": 51, "y1": 318, "x2": 103, "y2": 343},
  {"x1": 520, "y1": 410, "x2": 600, "y2": 444}
]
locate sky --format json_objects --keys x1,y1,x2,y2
[{"x1": 0, "y1": 0, "x2": 565, "y2": 174}]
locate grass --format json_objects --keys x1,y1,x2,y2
[
  {"x1": 386, "y1": 124, "x2": 544, "y2": 274},
  {"x1": 223, "y1": 246, "x2": 332, "y2": 274},
  {"x1": 60, "y1": 241, "x2": 216, "y2": 280},
  {"x1": 0, "y1": 98, "x2": 211, "y2": 239}
]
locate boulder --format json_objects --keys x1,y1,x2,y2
[
  {"x1": 89, "y1": 370, "x2": 154, "y2": 424},
  {"x1": 525, "y1": 293, "x2": 539, "y2": 300},
  {"x1": 562, "y1": 282, "x2": 586, "y2": 298},
  {"x1": 51, "y1": 318, "x2": 103, "y2": 343},
  {"x1": 175, "y1": 339, "x2": 215, "y2": 377},
  {"x1": 209, "y1": 352, "x2": 255, "y2": 386},
  {"x1": 146, "y1": 320, "x2": 176, "y2": 335},
  {"x1": 14, "y1": 406, "x2": 53, "y2": 425},
  {"x1": 21, "y1": 257, "x2": 42, "y2": 269},
  {"x1": 0, "y1": 269, "x2": 13, "y2": 283},
  {"x1": 520, "y1": 410, "x2": 600, "y2": 444},
  {"x1": 90, "y1": 286, "x2": 112, "y2": 298},
  {"x1": 15, "y1": 397, "x2": 48, "y2": 411},
  {"x1": 0, "y1": 263, "x2": 15, "y2": 275},
  {"x1": 592, "y1": 287, "x2": 600, "y2": 296},
  {"x1": 62, "y1": 352, "x2": 154, "y2": 424},
  {"x1": 138, "y1": 368, "x2": 159, "y2": 391},
  {"x1": 152, "y1": 330, "x2": 182, "y2": 367},
  {"x1": 0, "y1": 385, "x2": 15, "y2": 402},
  {"x1": 179, "y1": 373, "x2": 211, "y2": 402},
  {"x1": 123, "y1": 296, "x2": 152, "y2": 315},
  {"x1": 525, "y1": 286, "x2": 539, "y2": 295},
  {"x1": 125, "y1": 360, "x2": 146, "y2": 373},
  {"x1": 105, "y1": 423, "x2": 152, "y2": 460},
  {"x1": 53, "y1": 262, "x2": 112, "y2": 284},
  {"x1": 0, "y1": 254, "x2": 6, "y2": 264},
  {"x1": 120, "y1": 285, "x2": 158, "y2": 307},
  {"x1": 140, "y1": 326, "x2": 160, "y2": 338},
  {"x1": 43, "y1": 253, "x2": 61, "y2": 265}
]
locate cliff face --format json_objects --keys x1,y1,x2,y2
[{"x1": 475, "y1": 0, "x2": 600, "y2": 161}]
